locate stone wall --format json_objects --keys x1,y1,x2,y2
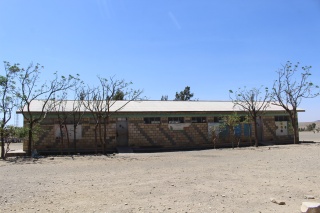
[
  {"x1": 128, "y1": 117, "x2": 210, "y2": 149},
  {"x1": 263, "y1": 116, "x2": 294, "y2": 143},
  {"x1": 22, "y1": 114, "x2": 296, "y2": 153},
  {"x1": 263, "y1": 116, "x2": 277, "y2": 141},
  {"x1": 23, "y1": 117, "x2": 117, "y2": 154}
]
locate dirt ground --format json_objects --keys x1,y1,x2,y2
[
  {"x1": 299, "y1": 131, "x2": 320, "y2": 142},
  {"x1": 1, "y1": 132, "x2": 320, "y2": 213}
]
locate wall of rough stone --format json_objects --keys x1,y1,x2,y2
[
  {"x1": 23, "y1": 117, "x2": 117, "y2": 154},
  {"x1": 263, "y1": 116, "x2": 294, "y2": 143},
  {"x1": 128, "y1": 117, "x2": 210, "y2": 149},
  {"x1": 22, "y1": 114, "x2": 296, "y2": 153}
]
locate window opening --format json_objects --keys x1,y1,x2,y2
[
  {"x1": 168, "y1": 117, "x2": 184, "y2": 124},
  {"x1": 144, "y1": 117, "x2": 161, "y2": 124},
  {"x1": 191, "y1": 117, "x2": 206, "y2": 123},
  {"x1": 275, "y1": 116, "x2": 289, "y2": 121}
]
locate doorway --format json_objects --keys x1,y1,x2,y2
[
  {"x1": 256, "y1": 117, "x2": 263, "y2": 141},
  {"x1": 116, "y1": 118, "x2": 128, "y2": 147}
]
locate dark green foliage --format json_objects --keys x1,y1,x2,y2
[
  {"x1": 161, "y1": 95, "x2": 168, "y2": 101},
  {"x1": 113, "y1": 90, "x2": 125, "y2": 100},
  {"x1": 175, "y1": 86, "x2": 194, "y2": 101},
  {"x1": 306, "y1": 123, "x2": 316, "y2": 131}
]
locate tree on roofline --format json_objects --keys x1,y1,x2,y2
[
  {"x1": 113, "y1": 89, "x2": 125, "y2": 100},
  {"x1": 272, "y1": 61, "x2": 319, "y2": 144},
  {"x1": 161, "y1": 95, "x2": 168, "y2": 101},
  {"x1": 175, "y1": 86, "x2": 194, "y2": 101}
]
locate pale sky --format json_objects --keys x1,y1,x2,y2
[{"x1": 1, "y1": 0, "x2": 320, "y2": 122}]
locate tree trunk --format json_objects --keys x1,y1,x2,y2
[
  {"x1": 1, "y1": 130, "x2": 5, "y2": 159},
  {"x1": 98, "y1": 117, "x2": 103, "y2": 153},
  {"x1": 28, "y1": 123, "x2": 33, "y2": 156},
  {"x1": 94, "y1": 123, "x2": 98, "y2": 154},
  {"x1": 103, "y1": 116, "x2": 110, "y2": 155},
  {"x1": 59, "y1": 124, "x2": 64, "y2": 155},
  {"x1": 253, "y1": 118, "x2": 259, "y2": 147},
  {"x1": 230, "y1": 126, "x2": 234, "y2": 149},
  {"x1": 293, "y1": 128, "x2": 299, "y2": 144},
  {"x1": 249, "y1": 124, "x2": 252, "y2": 146},
  {"x1": 292, "y1": 113, "x2": 299, "y2": 144},
  {"x1": 73, "y1": 124, "x2": 77, "y2": 154},
  {"x1": 103, "y1": 117, "x2": 107, "y2": 155},
  {"x1": 73, "y1": 114, "x2": 79, "y2": 154},
  {"x1": 1, "y1": 112, "x2": 6, "y2": 159},
  {"x1": 65, "y1": 125, "x2": 70, "y2": 155}
]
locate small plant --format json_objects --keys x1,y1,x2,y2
[
  {"x1": 211, "y1": 126, "x2": 219, "y2": 149},
  {"x1": 306, "y1": 123, "x2": 316, "y2": 131},
  {"x1": 221, "y1": 112, "x2": 241, "y2": 149}
]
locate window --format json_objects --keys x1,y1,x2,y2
[
  {"x1": 168, "y1": 117, "x2": 184, "y2": 124},
  {"x1": 54, "y1": 124, "x2": 82, "y2": 139},
  {"x1": 191, "y1": 117, "x2": 206, "y2": 123},
  {"x1": 240, "y1": 116, "x2": 247, "y2": 122},
  {"x1": 275, "y1": 116, "x2": 289, "y2": 121},
  {"x1": 214, "y1": 116, "x2": 247, "y2": 122},
  {"x1": 214, "y1": 117, "x2": 223, "y2": 123},
  {"x1": 144, "y1": 117, "x2": 160, "y2": 124}
]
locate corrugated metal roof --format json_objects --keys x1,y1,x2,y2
[{"x1": 18, "y1": 100, "x2": 305, "y2": 113}]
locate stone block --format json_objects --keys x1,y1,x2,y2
[{"x1": 301, "y1": 202, "x2": 320, "y2": 213}]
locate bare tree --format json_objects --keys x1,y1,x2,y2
[
  {"x1": 51, "y1": 90, "x2": 70, "y2": 154},
  {"x1": 83, "y1": 76, "x2": 143, "y2": 154},
  {"x1": 100, "y1": 77, "x2": 142, "y2": 153},
  {"x1": 83, "y1": 86, "x2": 102, "y2": 154},
  {"x1": 272, "y1": 61, "x2": 319, "y2": 144},
  {"x1": 229, "y1": 86, "x2": 271, "y2": 147},
  {"x1": 70, "y1": 83, "x2": 86, "y2": 153},
  {"x1": 0, "y1": 62, "x2": 20, "y2": 159},
  {"x1": 17, "y1": 63, "x2": 78, "y2": 156},
  {"x1": 50, "y1": 79, "x2": 84, "y2": 155}
]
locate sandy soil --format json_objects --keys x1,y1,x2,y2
[
  {"x1": 299, "y1": 131, "x2": 320, "y2": 142},
  {"x1": 1, "y1": 133, "x2": 320, "y2": 213}
]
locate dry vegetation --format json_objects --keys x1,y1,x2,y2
[{"x1": 299, "y1": 121, "x2": 320, "y2": 132}]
